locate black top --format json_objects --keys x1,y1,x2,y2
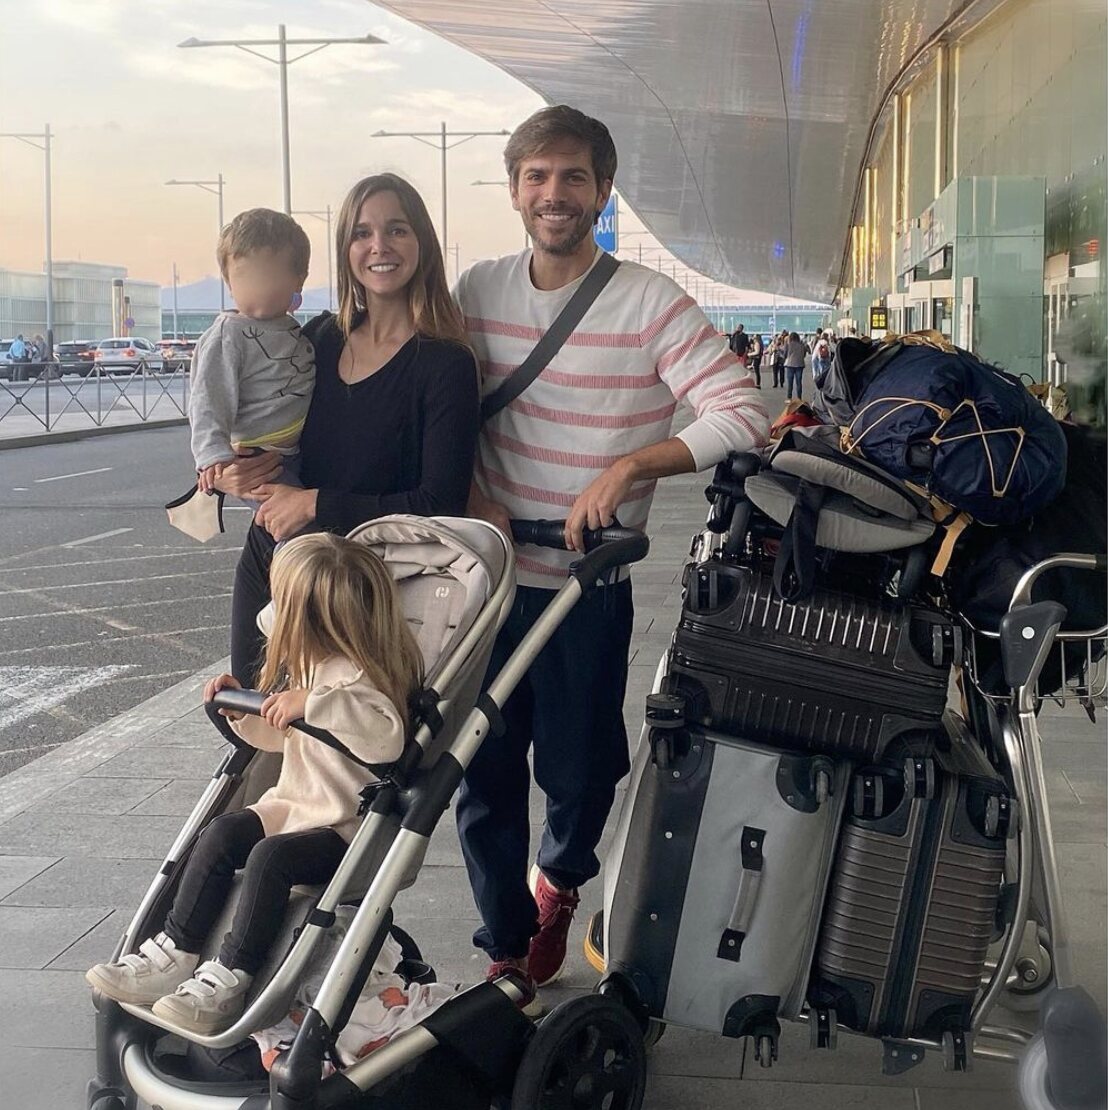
[{"x1": 299, "y1": 312, "x2": 480, "y2": 535}]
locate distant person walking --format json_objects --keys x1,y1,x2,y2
[
  {"x1": 748, "y1": 332, "x2": 763, "y2": 388},
  {"x1": 8, "y1": 334, "x2": 28, "y2": 363},
  {"x1": 728, "y1": 323, "x2": 750, "y2": 365},
  {"x1": 771, "y1": 330, "x2": 787, "y2": 388},
  {"x1": 784, "y1": 330, "x2": 809, "y2": 401}
]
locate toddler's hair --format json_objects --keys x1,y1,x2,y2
[
  {"x1": 216, "y1": 208, "x2": 311, "y2": 282},
  {"x1": 258, "y1": 533, "x2": 423, "y2": 731}
]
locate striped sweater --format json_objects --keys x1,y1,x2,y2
[{"x1": 456, "y1": 248, "x2": 770, "y2": 587}]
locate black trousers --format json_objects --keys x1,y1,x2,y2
[
  {"x1": 772, "y1": 360, "x2": 786, "y2": 388},
  {"x1": 456, "y1": 580, "x2": 634, "y2": 960},
  {"x1": 750, "y1": 354, "x2": 762, "y2": 387},
  {"x1": 163, "y1": 810, "x2": 347, "y2": 975},
  {"x1": 231, "y1": 523, "x2": 279, "y2": 686}
]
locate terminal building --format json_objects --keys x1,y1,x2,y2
[
  {"x1": 379, "y1": 0, "x2": 1106, "y2": 426},
  {"x1": 0, "y1": 261, "x2": 161, "y2": 344}
]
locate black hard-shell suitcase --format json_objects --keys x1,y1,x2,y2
[
  {"x1": 807, "y1": 714, "x2": 1010, "y2": 1050},
  {"x1": 665, "y1": 561, "x2": 956, "y2": 762}
]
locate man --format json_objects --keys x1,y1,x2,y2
[
  {"x1": 812, "y1": 329, "x2": 834, "y2": 391},
  {"x1": 728, "y1": 322, "x2": 750, "y2": 364},
  {"x1": 455, "y1": 105, "x2": 770, "y2": 1011}
]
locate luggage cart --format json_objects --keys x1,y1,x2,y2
[{"x1": 510, "y1": 542, "x2": 1107, "y2": 1110}]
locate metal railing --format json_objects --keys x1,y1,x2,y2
[{"x1": 0, "y1": 358, "x2": 190, "y2": 433}]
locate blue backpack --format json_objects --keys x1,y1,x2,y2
[{"x1": 838, "y1": 334, "x2": 1067, "y2": 528}]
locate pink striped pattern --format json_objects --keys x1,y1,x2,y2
[
  {"x1": 509, "y1": 397, "x2": 677, "y2": 429},
  {"x1": 485, "y1": 428, "x2": 624, "y2": 469},
  {"x1": 482, "y1": 360, "x2": 660, "y2": 391},
  {"x1": 484, "y1": 465, "x2": 655, "y2": 508}
]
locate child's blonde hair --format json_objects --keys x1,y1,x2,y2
[{"x1": 257, "y1": 533, "x2": 423, "y2": 731}]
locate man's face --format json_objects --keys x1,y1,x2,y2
[{"x1": 511, "y1": 141, "x2": 612, "y2": 259}]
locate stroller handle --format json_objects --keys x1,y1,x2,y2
[{"x1": 509, "y1": 518, "x2": 650, "y2": 590}]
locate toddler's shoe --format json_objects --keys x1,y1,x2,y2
[
  {"x1": 151, "y1": 959, "x2": 253, "y2": 1034},
  {"x1": 85, "y1": 933, "x2": 198, "y2": 1005}
]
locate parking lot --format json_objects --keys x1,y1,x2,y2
[{"x1": 0, "y1": 424, "x2": 246, "y2": 776}]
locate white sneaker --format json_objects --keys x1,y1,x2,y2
[
  {"x1": 151, "y1": 959, "x2": 253, "y2": 1034},
  {"x1": 85, "y1": 933, "x2": 199, "y2": 1005}
]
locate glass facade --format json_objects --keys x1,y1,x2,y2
[{"x1": 839, "y1": 0, "x2": 1107, "y2": 425}]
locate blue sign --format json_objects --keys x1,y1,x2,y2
[{"x1": 594, "y1": 194, "x2": 618, "y2": 253}]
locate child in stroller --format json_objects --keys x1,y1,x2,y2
[{"x1": 86, "y1": 532, "x2": 423, "y2": 1035}]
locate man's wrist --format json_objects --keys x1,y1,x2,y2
[{"x1": 614, "y1": 454, "x2": 641, "y2": 482}]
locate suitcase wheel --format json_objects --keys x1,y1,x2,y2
[
  {"x1": 904, "y1": 756, "x2": 936, "y2": 800},
  {"x1": 754, "y1": 1031, "x2": 779, "y2": 1069},
  {"x1": 984, "y1": 793, "x2": 1015, "y2": 839},
  {"x1": 942, "y1": 1030, "x2": 971, "y2": 1072},
  {"x1": 853, "y1": 773, "x2": 886, "y2": 819},
  {"x1": 809, "y1": 1007, "x2": 837, "y2": 1050}
]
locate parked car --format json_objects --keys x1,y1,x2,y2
[
  {"x1": 93, "y1": 337, "x2": 164, "y2": 373},
  {"x1": 56, "y1": 340, "x2": 98, "y2": 376},
  {"x1": 156, "y1": 338, "x2": 197, "y2": 371}
]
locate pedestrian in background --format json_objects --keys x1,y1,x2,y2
[{"x1": 784, "y1": 330, "x2": 809, "y2": 401}]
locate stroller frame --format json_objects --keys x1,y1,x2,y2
[{"x1": 87, "y1": 516, "x2": 650, "y2": 1110}]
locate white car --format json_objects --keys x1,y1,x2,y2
[{"x1": 94, "y1": 337, "x2": 164, "y2": 373}]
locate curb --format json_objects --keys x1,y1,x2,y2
[{"x1": 0, "y1": 416, "x2": 188, "y2": 451}]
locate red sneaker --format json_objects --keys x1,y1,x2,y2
[
  {"x1": 486, "y1": 957, "x2": 542, "y2": 1018},
  {"x1": 527, "y1": 865, "x2": 581, "y2": 986}
]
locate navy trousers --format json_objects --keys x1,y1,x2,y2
[{"x1": 456, "y1": 579, "x2": 634, "y2": 959}]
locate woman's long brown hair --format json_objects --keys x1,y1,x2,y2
[
  {"x1": 334, "y1": 173, "x2": 468, "y2": 347},
  {"x1": 257, "y1": 533, "x2": 423, "y2": 731}
]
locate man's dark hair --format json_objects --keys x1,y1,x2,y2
[{"x1": 504, "y1": 105, "x2": 617, "y2": 187}]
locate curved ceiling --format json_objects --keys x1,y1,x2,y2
[{"x1": 373, "y1": 0, "x2": 972, "y2": 303}]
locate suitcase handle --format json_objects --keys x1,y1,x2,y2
[{"x1": 717, "y1": 826, "x2": 765, "y2": 962}]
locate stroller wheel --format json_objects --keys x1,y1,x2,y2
[
  {"x1": 643, "y1": 1019, "x2": 666, "y2": 1051},
  {"x1": 1003, "y1": 927, "x2": 1054, "y2": 1012},
  {"x1": 511, "y1": 994, "x2": 647, "y2": 1110}
]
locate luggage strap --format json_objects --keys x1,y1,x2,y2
[
  {"x1": 479, "y1": 251, "x2": 620, "y2": 423},
  {"x1": 717, "y1": 826, "x2": 765, "y2": 962},
  {"x1": 772, "y1": 481, "x2": 825, "y2": 603}
]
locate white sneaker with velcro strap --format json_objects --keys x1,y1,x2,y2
[
  {"x1": 151, "y1": 959, "x2": 253, "y2": 1034},
  {"x1": 85, "y1": 932, "x2": 199, "y2": 1005}
]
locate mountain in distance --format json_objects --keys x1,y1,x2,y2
[{"x1": 161, "y1": 276, "x2": 333, "y2": 311}]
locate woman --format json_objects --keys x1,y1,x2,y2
[
  {"x1": 218, "y1": 173, "x2": 480, "y2": 684},
  {"x1": 784, "y1": 330, "x2": 810, "y2": 401},
  {"x1": 771, "y1": 330, "x2": 787, "y2": 389}
]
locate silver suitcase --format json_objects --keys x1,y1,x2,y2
[{"x1": 601, "y1": 692, "x2": 849, "y2": 1051}]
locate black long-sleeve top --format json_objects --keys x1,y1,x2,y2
[{"x1": 299, "y1": 312, "x2": 480, "y2": 535}]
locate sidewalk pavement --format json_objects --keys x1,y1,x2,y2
[{"x1": 0, "y1": 383, "x2": 1104, "y2": 1109}]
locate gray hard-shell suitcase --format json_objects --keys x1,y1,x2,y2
[
  {"x1": 807, "y1": 713, "x2": 1010, "y2": 1054},
  {"x1": 601, "y1": 691, "x2": 850, "y2": 1052}
]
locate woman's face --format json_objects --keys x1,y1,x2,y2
[{"x1": 348, "y1": 190, "x2": 421, "y2": 303}]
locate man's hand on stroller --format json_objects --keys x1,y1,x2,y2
[
  {"x1": 204, "y1": 673, "x2": 244, "y2": 720},
  {"x1": 261, "y1": 688, "x2": 309, "y2": 731}
]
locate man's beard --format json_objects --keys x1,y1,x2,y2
[{"x1": 527, "y1": 206, "x2": 597, "y2": 257}]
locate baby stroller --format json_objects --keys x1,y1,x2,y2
[
  {"x1": 513, "y1": 450, "x2": 1107, "y2": 1110},
  {"x1": 86, "y1": 513, "x2": 649, "y2": 1110}
]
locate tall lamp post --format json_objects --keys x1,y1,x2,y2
[
  {"x1": 292, "y1": 206, "x2": 334, "y2": 310},
  {"x1": 166, "y1": 174, "x2": 226, "y2": 310},
  {"x1": 1, "y1": 124, "x2": 54, "y2": 350},
  {"x1": 179, "y1": 27, "x2": 386, "y2": 214},
  {"x1": 373, "y1": 123, "x2": 510, "y2": 251}
]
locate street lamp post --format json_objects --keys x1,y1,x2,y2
[
  {"x1": 179, "y1": 27, "x2": 386, "y2": 213},
  {"x1": 1, "y1": 124, "x2": 54, "y2": 350},
  {"x1": 166, "y1": 174, "x2": 226, "y2": 310},
  {"x1": 374, "y1": 123, "x2": 510, "y2": 251},
  {"x1": 292, "y1": 206, "x2": 334, "y2": 309}
]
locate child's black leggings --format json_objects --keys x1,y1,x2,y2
[{"x1": 163, "y1": 809, "x2": 346, "y2": 975}]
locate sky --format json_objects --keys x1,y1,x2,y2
[{"x1": 0, "y1": 0, "x2": 809, "y2": 304}]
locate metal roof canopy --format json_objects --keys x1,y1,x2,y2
[{"x1": 373, "y1": 0, "x2": 996, "y2": 303}]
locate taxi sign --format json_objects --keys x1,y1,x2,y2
[{"x1": 594, "y1": 194, "x2": 618, "y2": 253}]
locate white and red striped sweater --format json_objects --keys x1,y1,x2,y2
[{"x1": 456, "y1": 248, "x2": 770, "y2": 587}]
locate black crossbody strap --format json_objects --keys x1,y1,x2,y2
[{"x1": 480, "y1": 251, "x2": 620, "y2": 423}]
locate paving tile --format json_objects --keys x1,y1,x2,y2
[
  {"x1": 127, "y1": 777, "x2": 208, "y2": 815},
  {"x1": 915, "y1": 1088, "x2": 1025, "y2": 1110},
  {"x1": 21, "y1": 775, "x2": 166, "y2": 816},
  {"x1": 0, "y1": 1045, "x2": 98, "y2": 1110},
  {"x1": 0, "y1": 811, "x2": 181, "y2": 859},
  {"x1": 0, "y1": 967, "x2": 99, "y2": 1048},
  {"x1": 0, "y1": 854, "x2": 59, "y2": 899},
  {"x1": 84, "y1": 743, "x2": 222, "y2": 780},
  {"x1": 642, "y1": 1075, "x2": 916, "y2": 1109},
  {"x1": 0, "y1": 905, "x2": 112, "y2": 969},
  {"x1": 48, "y1": 908, "x2": 128, "y2": 971},
  {"x1": 1, "y1": 856, "x2": 157, "y2": 909}
]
